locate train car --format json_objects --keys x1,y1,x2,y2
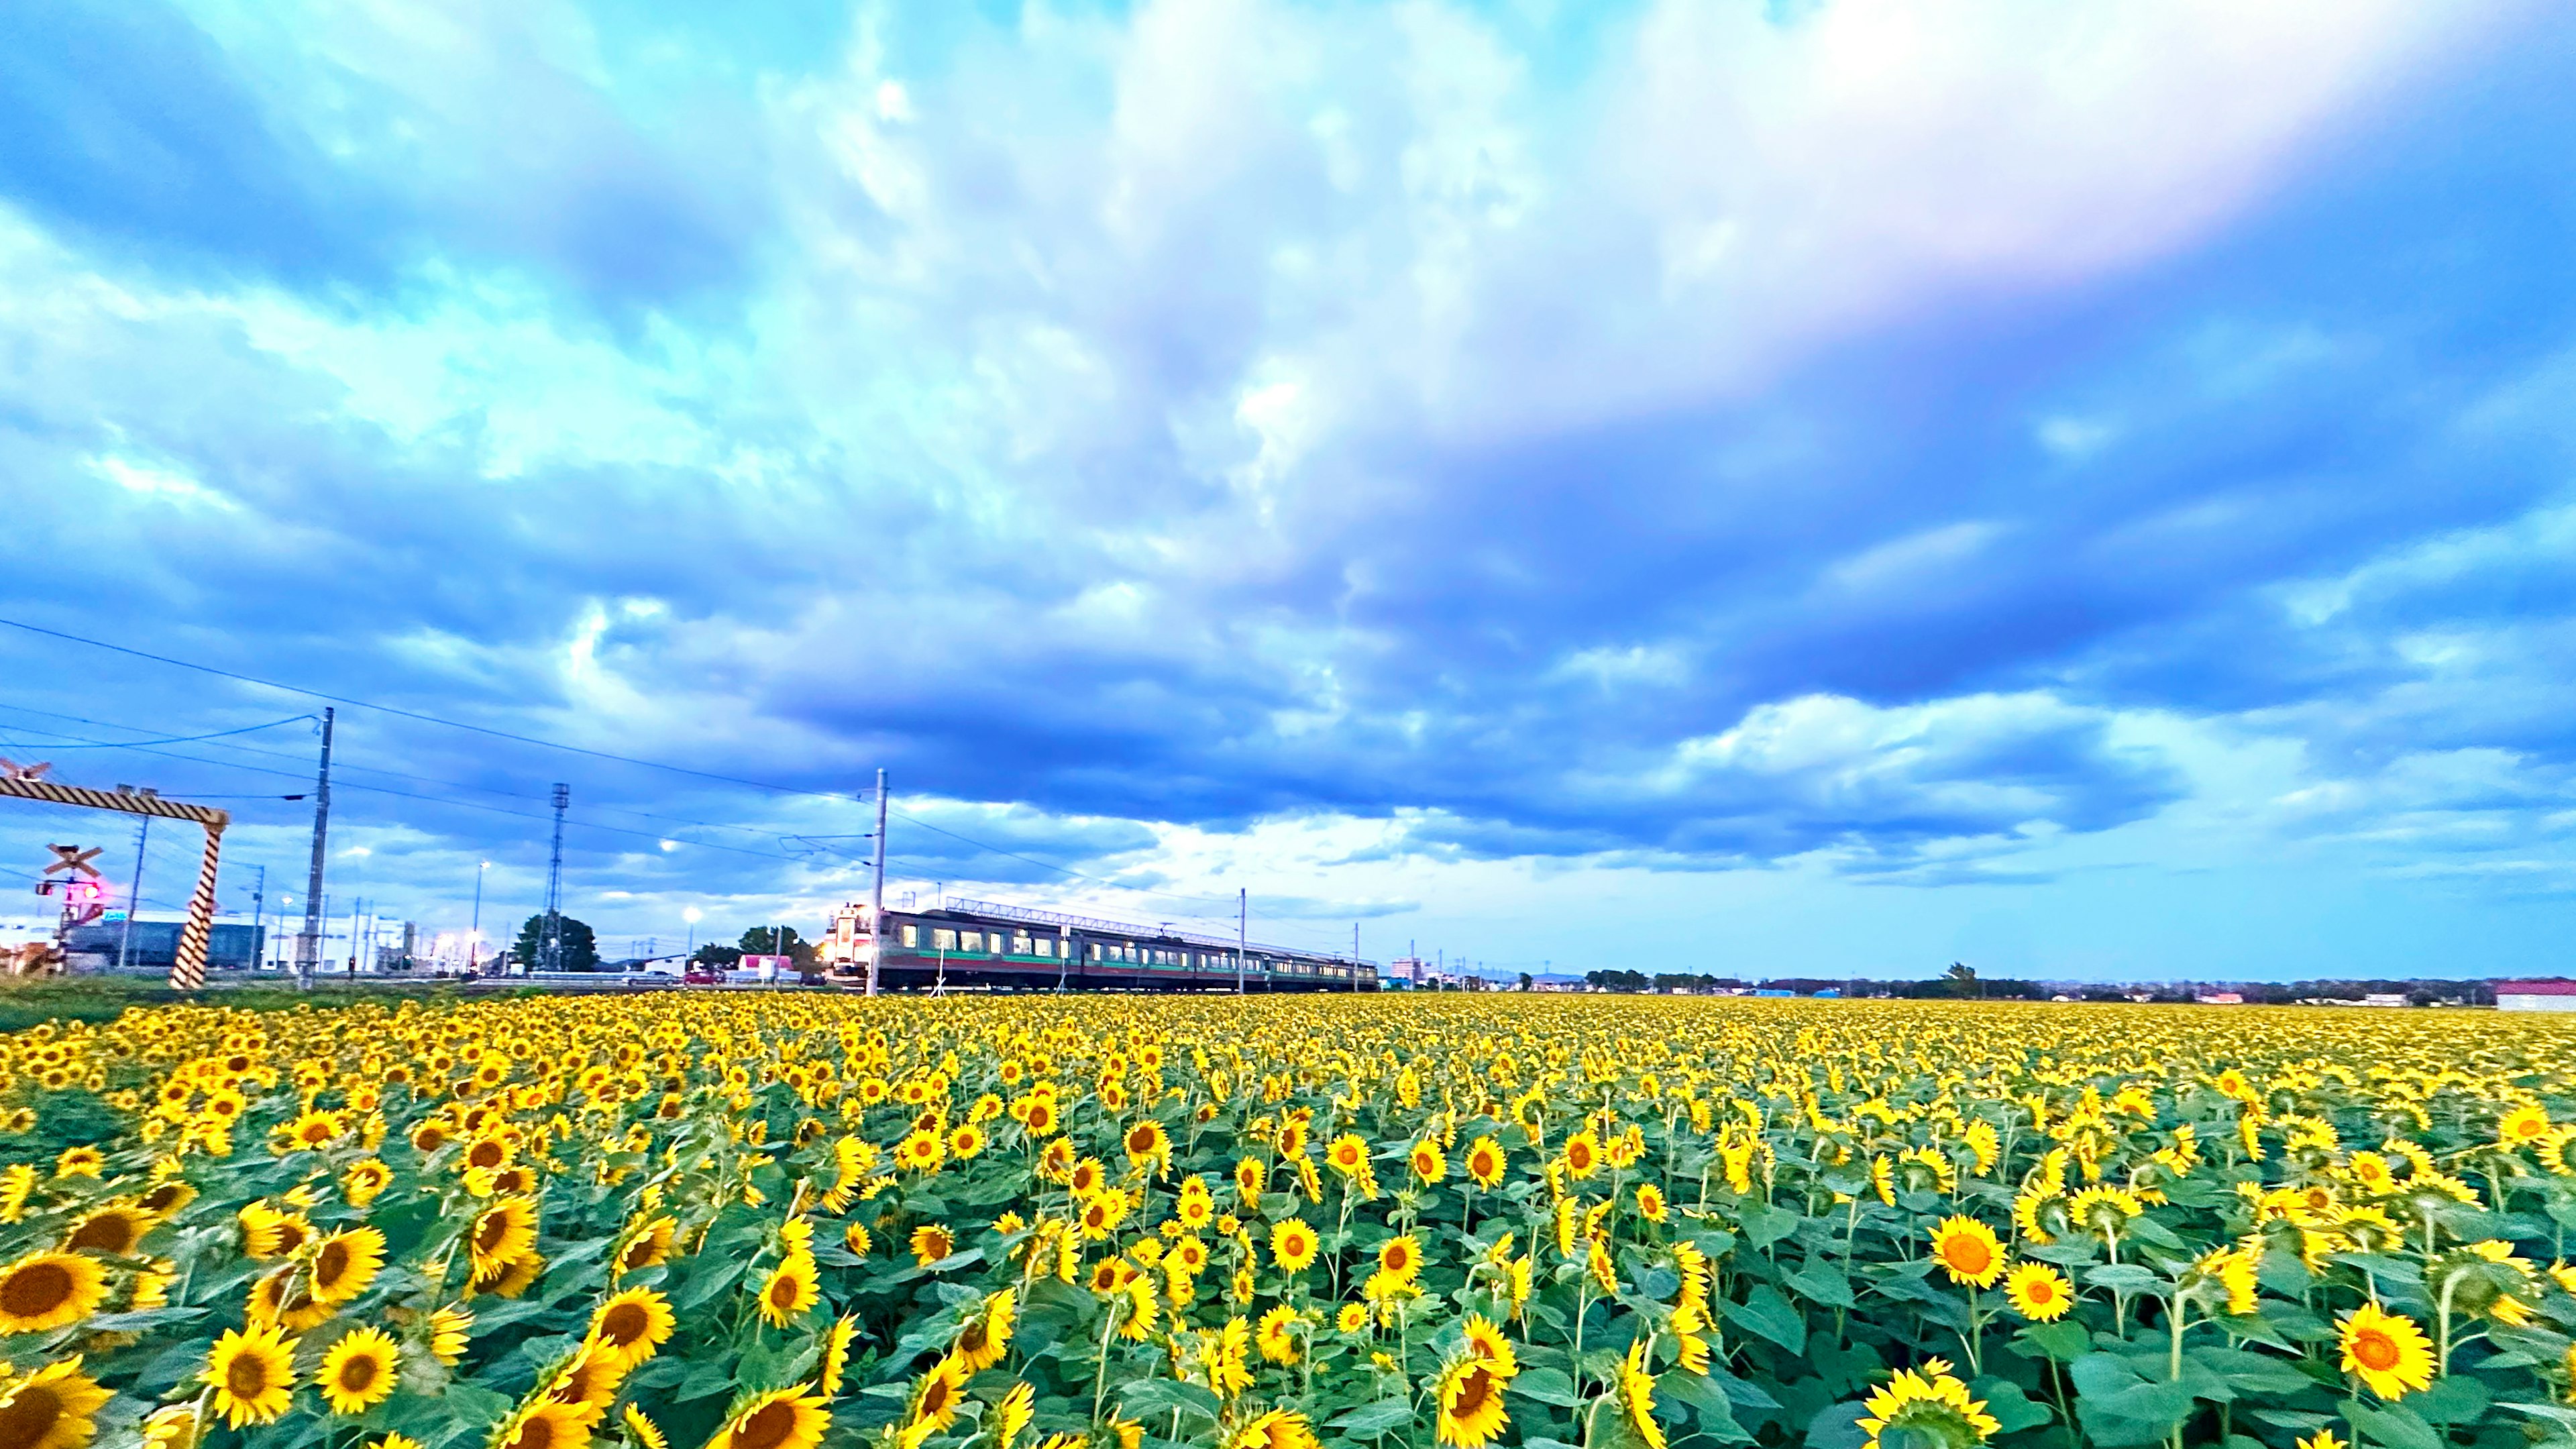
[{"x1": 819, "y1": 898, "x2": 1377, "y2": 992}]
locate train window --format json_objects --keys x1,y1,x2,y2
[
  {"x1": 902, "y1": 926, "x2": 920, "y2": 947},
  {"x1": 933, "y1": 929, "x2": 957, "y2": 951}
]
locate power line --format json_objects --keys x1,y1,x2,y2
[
  {"x1": 0, "y1": 625, "x2": 1371, "y2": 945},
  {"x1": 0, "y1": 702, "x2": 794, "y2": 845},
  {"x1": 0, "y1": 714, "x2": 316, "y2": 750},
  {"x1": 0, "y1": 720, "x2": 822, "y2": 865},
  {"x1": 0, "y1": 616, "x2": 857, "y2": 802}
]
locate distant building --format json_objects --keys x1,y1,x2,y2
[
  {"x1": 2196, "y1": 991, "x2": 2243, "y2": 1005},
  {"x1": 2360, "y1": 992, "x2": 2408, "y2": 1008},
  {"x1": 1386, "y1": 957, "x2": 1430, "y2": 986},
  {"x1": 2498, "y1": 981, "x2": 2576, "y2": 1013},
  {"x1": 62, "y1": 921, "x2": 264, "y2": 973}
]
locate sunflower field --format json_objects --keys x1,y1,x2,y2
[{"x1": 1, "y1": 994, "x2": 2574, "y2": 1449}]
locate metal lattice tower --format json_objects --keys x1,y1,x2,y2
[{"x1": 541, "y1": 783, "x2": 568, "y2": 971}]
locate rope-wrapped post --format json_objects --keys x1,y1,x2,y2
[
  {"x1": 0, "y1": 775, "x2": 229, "y2": 989},
  {"x1": 171, "y1": 822, "x2": 223, "y2": 991}
]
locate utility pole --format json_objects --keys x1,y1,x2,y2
[
  {"x1": 541, "y1": 784, "x2": 568, "y2": 972},
  {"x1": 867, "y1": 767, "x2": 888, "y2": 997},
  {"x1": 469, "y1": 860, "x2": 487, "y2": 973},
  {"x1": 1352, "y1": 922, "x2": 1360, "y2": 992},
  {"x1": 250, "y1": 865, "x2": 265, "y2": 971},
  {"x1": 297, "y1": 708, "x2": 333, "y2": 990},
  {"x1": 116, "y1": 812, "x2": 150, "y2": 972},
  {"x1": 1236, "y1": 888, "x2": 1246, "y2": 994}
]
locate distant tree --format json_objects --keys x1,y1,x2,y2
[
  {"x1": 1518, "y1": 972, "x2": 1534, "y2": 991},
  {"x1": 513, "y1": 914, "x2": 598, "y2": 971},
  {"x1": 739, "y1": 926, "x2": 817, "y2": 971},
  {"x1": 691, "y1": 944, "x2": 743, "y2": 968}
]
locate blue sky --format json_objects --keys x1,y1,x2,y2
[{"x1": 3, "y1": 0, "x2": 2573, "y2": 979}]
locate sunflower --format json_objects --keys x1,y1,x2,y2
[
  {"x1": 2003, "y1": 1261, "x2": 2074, "y2": 1322},
  {"x1": 955, "y1": 1287, "x2": 1014, "y2": 1371},
  {"x1": 588, "y1": 1286, "x2": 676, "y2": 1369},
  {"x1": 1117, "y1": 1275, "x2": 1160, "y2": 1340},
  {"x1": 342, "y1": 1160, "x2": 392, "y2": 1208},
  {"x1": 1635, "y1": 1183, "x2": 1668, "y2": 1224},
  {"x1": 1271, "y1": 1218, "x2": 1319, "y2": 1273},
  {"x1": 2498, "y1": 1104, "x2": 2554, "y2": 1148},
  {"x1": 623, "y1": 1404, "x2": 669, "y2": 1449},
  {"x1": 1123, "y1": 1119, "x2": 1170, "y2": 1169},
  {"x1": 1856, "y1": 1358, "x2": 2001, "y2": 1449},
  {"x1": 758, "y1": 1253, "x2": 820, "y2": 1327},
  {"x1": 908, "y1": 1352, "x2": 969, "y2": 1431},
  {"x1": 1928, "y1": 1217, "x2": 2006, "y2": 1289},
  {"x1": 1562, "y1": 1132, "x2": 1602, "y2": 1180},
  {"x1": 910, "y1": 1225, "x2": 955, "y2": 1267},
  {"x1": 238, "y1": 1202, "x2": 311, "y2": 1260},
  {"x1": 490, "y1": 1401, "x2": 594, "y2": 1449},
  {"x1": 2339, "y1": 1303, "x2": 2434, "y2": 1400},
  {"x1": 319, "y1": 1327, "x2": 401, "y2": 1415},
  {"x1": 205, "y1": 1322, "x2": 300, "y2": 1428},
  {"x1": 461, "y1": 1133, "x2": 515, "y2": 1173},
  {"x1": 0, "y1": 1253, "x2": 106, "y2": 1334},
  {"x1": 1234, "y1": 1156, "x2": 1267, "y2": 1200},
  {"x1": 310, "y1": 1226, "x2": 388, "y2": 1304},
  {"x1": 1326, "y1": 1134, "x2": 1368, "y2": 1177},
  {"x1": 618, "y1": 1216, "x2": 677, "y2": 1275},
  {"x1": 62, "y1": 1205, "x2": 154, "y2": 1257},
  {"x1": 1229, "y1": 1409, "x2": 1320, "y2": 1449},
  {"x1": 1257, "y1": 1304, "x2": 1303, "y2": 1364},
  {"x1": 142, "y1": 1401, "x2": 202, "y2": 1449},
  {"x1": 1436, "y1": 1352, "x2": 1512, "y2": 1448},
  {"x1": 1410, "y1": 1140, "x2": 1448, "y2": 1184},
  {"x1": 818, "y1": 1313, "x2": 859, "y2": 1397},
  {"x1": 0, "y1": 1166, "x2": 37, "y2": 1224},
  {"x1": 1067, "y1": 1157, "x2": 1106, "y2": 1197},
  {"x1": 472, "y1": 1251, "x2": 545, "y2": 1299},
  {"x1": 1465, "y1": 1136, "x2": 1506, "y2": 1189},
  {"x1": 0, "y1": 1356, "x2": 112, "y2": 1449},
  {"x1": 1618, "y1": 1340, "x2": 1664, "y2": 1449},
  {"x1": 1459, "y1": 1313, "x2": 1517, "y2": 1373},
  {"x1": 1378, "y1": 1234, "x2": 1423, "y2": 1285},
  {"x1": 428, "y1": 1305, "x2": 474, "y2": 1365},
  {"x1": 843, "y1": 1222, "x2": 873, "y2": 1260},
  {"x1": 2197, "y1": 1248, "x2": 2259, "y2": 1317},
  {"x1": 468, "y1": 1198, "x2": 539, "y2": 1279},
  {"x1": 545, "y1": 1339, "x2": 626, "y2": 1411},
  {"x1": 1336, "y1": 1302, "x2": 1368, "y2": 1334}
]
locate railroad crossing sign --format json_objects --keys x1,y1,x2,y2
[
  {"x1": 0, "y1": 774, "x2": 229, "y2": 990},
  {"x1": 42, "y1": 843, "x2": 102, "y2": 880}
]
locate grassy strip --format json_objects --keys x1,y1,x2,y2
[{"x1": 0, "y1": 975, "x2": 464, "y2": 1032}]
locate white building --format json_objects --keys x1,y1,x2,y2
[{"x1": 2498, "y1": 981, "x2": 2576, "y2": 1013}]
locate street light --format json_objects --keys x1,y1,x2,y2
[{"x1": 684, "y1": 906, "x2": 702, "y2": 957}]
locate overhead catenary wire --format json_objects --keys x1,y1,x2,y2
[
  {"x1": 1, "y1": 624, "x2": 1377, "y2": 951},
  {"x1": 0, "y1": 702, "x2": 799, "y2": 846},
  {"x1": 0, "y1": 616, "x2": 854, "y2": 801}
]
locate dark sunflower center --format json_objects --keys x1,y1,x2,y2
[
  {"x1": 0, "y1": 1380, "x2": 64, "y2": 1447},
  {"x1": 227, "y1": 1352, "x2": 272, "y2": 1397},
  {"x1": 340, "y1": 1354, "x2": 380, "y2": 1392},
  {"x1": 2354, "y1": 1330, "x2": 2399, "y2": 1372},
  {"x1": 738, "y1": 1401, "x2": 801, "y2": 1449},
  {"x1": 70, "y1": 1215, "x2": 138, "y2": 1254},
  {"x1": 602, "y1": 1303, "x2": 647, "y2": 1344},
  {"x1": 1, "y1": 1263, "x2": 72, "y2": 1317}
]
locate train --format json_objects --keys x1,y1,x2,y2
[{"x1": 817, "y1": 897, "x2": 1378, "y2": 992}]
